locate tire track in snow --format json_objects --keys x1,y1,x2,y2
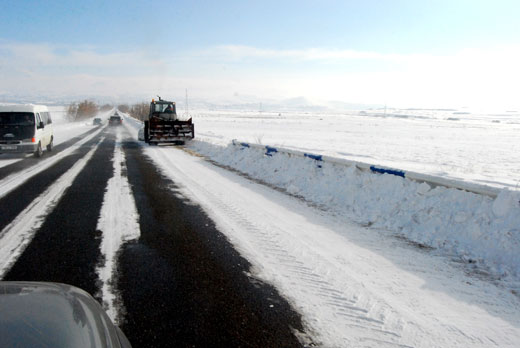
[
  {"x1": 0, "y1": 130, "x2": 105, "y2": 234},
  {"x1": 3, "y1": 133, "x2": 116, "y2": 297},
  {"x1": 0, "y1": 126, "x2": 103, "y2": 199},
  {"x1": 95, "y1": 129, "x2": 140, "y2": 324},
  {"x1": 119, "y1": 140, "x2": 310, "y2": 348},
  {"x1": 148, "y1": 147, "x2": 422, "y2": 348},
  {"x1": 197, "y1": 199, "x2": 410, "y2": 348},
  {"x1": 0, "y1": 136, "x2": 104, "y2": 278},
  {"x1": 0, "y1": 126, "x2": 100, "y2": 178}
]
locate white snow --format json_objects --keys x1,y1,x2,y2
[
  {"x1": 189, "y1": 140, "x2": 520, "y2": 281},
  {"x1": 144, "y1": 144, "x2": 520, "y2": 348},
  {"x1": 191, "y1": 108, "x2": 520, "y2": 190},
  {"x1": 95, "y1": 128, "x2": 140, "y2": 324}
]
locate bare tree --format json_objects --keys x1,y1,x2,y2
[
  {"x1": 76, "y1": 100, "x2": 99, "y2": 120},
  {"x1": 117, "y1": 104, "x2": 130, "y2": 113},
  {"x1": 129, "y1": 102, "x2": 149, "y2": 121}
]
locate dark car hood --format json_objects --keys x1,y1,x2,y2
[{"x1": 0, "y1": 281, "x2": 128, "y2": 348}]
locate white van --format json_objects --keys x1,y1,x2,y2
[{"x1": 0, "y1": 104, "x2": 54, "y2": 157}]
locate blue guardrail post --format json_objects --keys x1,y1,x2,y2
[
  {"x1": 265, "y1": 146, "x2": 278, "y2": 156},
  {"x1": 369, "y1": 166, "x2": 405, "y2": 178},
  {"x1": 304, "y1": 153, "x2": 323, "y2": 168}
]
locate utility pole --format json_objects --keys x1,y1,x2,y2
[{"x1": 184, "y1": 89, "x2": 189, "y2": 117}]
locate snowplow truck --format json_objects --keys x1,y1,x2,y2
[{"x1": 144, "y1": 97, "x2": 194, "y2": 144}]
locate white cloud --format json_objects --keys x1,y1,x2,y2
[
  {"x1": 208, "y1": 45, "x2": 410, "y2": 62},
  {"x1": 206, "y1": 45, "x2": 520, "y2": 108},
  {"x1": 1, "y1": 40, "x2": 519, "y2": 109},
  {"x1": 0, "y1": 41, "x2": 167, "y2": 70}
]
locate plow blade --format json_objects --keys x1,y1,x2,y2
[{"x1": 145, "y1": 118, "x2": 195, "y2": 144}]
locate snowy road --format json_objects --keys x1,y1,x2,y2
[
  {"x1": 147, "y1": 141, "x2": 520, "y2": 347},
  {"x1": 0, "y1": 125, "x2": 308, "y2": 347},
  {"x1": 0, "y1": 118, "x2": 519, "y2": 347}
]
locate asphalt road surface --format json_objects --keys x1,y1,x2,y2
[{"x1": 0, "y1": 126, "x2": 312, "y2": 347}]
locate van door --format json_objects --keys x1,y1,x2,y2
[
  {"x1": 35, "y1": 113, "x2": 46, "y2": 147},
  {"x1": 42, "y1": 112, "x2": 53, "y2": 148},
  {"x1": 0, "y1": 112, "x2": 36, "y2": 145}
]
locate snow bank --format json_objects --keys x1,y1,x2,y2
[{"x1": 189, "y1": 140, "x2": 520, "y2": 279}]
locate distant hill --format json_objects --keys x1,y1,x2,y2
[{"x1": 0, "y1": 92, "x2": 382, "y2": 113}]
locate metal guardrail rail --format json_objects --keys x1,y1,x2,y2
[{"x1": 231, "y1": 139, "x2": 501, "y2": 198}]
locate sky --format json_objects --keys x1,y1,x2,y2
[{"x1": 1, "y1": 0, "x2": 519, "y2": 109}]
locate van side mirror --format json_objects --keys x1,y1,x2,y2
[{"x1": 38, "y1": 121, "x2": 45, "y2": 129}]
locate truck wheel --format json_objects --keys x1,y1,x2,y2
[
  {"x1": 34, "y1": 142, "x2": 43, "y2": 157},
  {"x1": 144, "y1": 121, "x2": 149, "y2": 143},
  {"x1": 46, "y1": 137, "x2": 54, "y2": 152}
]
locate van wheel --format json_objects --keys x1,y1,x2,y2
[
  {"x1": 34, "y1": 142, "x2": 43, "y2": 158},
  {"x1": 47, "y1": 137, "x2": 54, "y2": 152}
]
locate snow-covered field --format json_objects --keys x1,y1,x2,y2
[
  {"x1": 123, "y1": 110, "x2": 520, "y2": 347},
  {"x1": 192, "y1": 108, "x2": 520, "y2": 190}
]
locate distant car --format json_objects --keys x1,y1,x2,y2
[
  {"x1": 109, "y1": 115, "x2": 122, "y2": 126},
  {"x1": 0, "y1": 281, "x2": 132, "y2": 348},
  {"x1": 138, "y1": 127, "x2": 144, "y2": 141},
  {"x1": 93, "y1": 117, "x2": 103, "y2": 126}
]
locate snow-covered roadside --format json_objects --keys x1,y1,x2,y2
[
  {"x1": 95, "y1": 128, "x2": 140, "y2": 324},
  {"x1": 121, "y1": 114, "x2": 141, "y2": 139},
  {"x1": 120, "y1": 113, "x2": 520, "y2": 282},
  {"x1": 146, "y1": 145, "x2": 520, "y2": 348},
  {"x1": 189, "y1": 140, "x2": 520, "y2": 283},
  {"x1": 192, "y1": 109, "x2": 520, "y2": 190}
]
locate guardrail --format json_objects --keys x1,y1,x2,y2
[{"x1": 231, "y1": 139, "x2": 501, "y2": 198}]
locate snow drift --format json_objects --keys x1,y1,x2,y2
[{"x1": 189, "y1": 140, "x2": 520, "y2": 280}]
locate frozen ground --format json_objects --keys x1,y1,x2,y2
[{"x1": 123, "y1": 112, "x2": 520, "y2": 347}]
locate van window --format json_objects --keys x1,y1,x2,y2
[
  {"x1": 0, "y1": 112, "x2": 35, "y2": 126},
  {"x1": 0, "y1": 112, "x2": 36, "y2": 139},
  {"x1": 36, "y1": 113, "x2": 44, "y2": 128},
  {"x1": 40, "y1": 111, "x2": 52, "y2": 125}
]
